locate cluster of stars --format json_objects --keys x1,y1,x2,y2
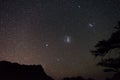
[{"x1": 0, "y1": 0, "x2": 119, "y2": 80}]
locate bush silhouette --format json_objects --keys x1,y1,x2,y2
[{"x1": 91, "y1": 21, "x2": 120, "y2": 80}]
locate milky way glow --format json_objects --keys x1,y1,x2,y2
[{"x1": 0, "y1": 0, "x2": 120, "y2": 80}]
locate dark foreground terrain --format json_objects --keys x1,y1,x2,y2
[
  {"x1": 0, "y1": 61, "x2": 54, "y2": 80},
  {"x1": 0, "y1": 61, "x2": 120, "y2": 80}
]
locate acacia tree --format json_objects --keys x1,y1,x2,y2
[{"x1": 91, "y1": 21, "x2": 120, "y2": 73}]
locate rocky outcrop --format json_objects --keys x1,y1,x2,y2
[{"x1": 0, "y1": 61, "x2": 54, "y2": 80}]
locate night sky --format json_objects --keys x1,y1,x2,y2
[{"x1": 0, "y1": 0, "x2": 120, "y2": 80}]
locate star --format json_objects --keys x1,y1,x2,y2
[
  {"x1": 64, "y1": 36, "x2": 71, "y2": 44},
  {"x1": 57, "y1": 58, "x2": 60, "y2": 62},
  {"x1": 77, "y1": 5, "x2": 81, "y2": 8},
  {"x1": 45, "y1": 44, "x2": 49, "y2": 47},
  {"x1": 88, "y1": 23, "x2": 94, "y2": 27}
]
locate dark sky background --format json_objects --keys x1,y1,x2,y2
[{"x1": 0, "y1": 0, "x2": 120, "y2": 80}]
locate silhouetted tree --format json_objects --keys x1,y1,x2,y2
[{"x1": 91, "y1": 21, "x2": 120, "y2": 80}]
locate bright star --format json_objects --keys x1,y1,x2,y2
[
  {"x1": 45, "y1": 44, "x2": 49, "y2": 47},
  {"x1": 78, "y1": 5, "x2": 81, "y2": 8},
  {"x1": 64, "y1": 36, "x2": 71, "y2": 44},
  {"x1": 89, "y1": 23, "x2": 94, "y2": 27},
  {"x1": 66, "y1": 36, "x2": 70, "y2": 43}
]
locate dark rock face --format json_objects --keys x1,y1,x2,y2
[
  {"x1": 109, "y1": 72, "x2": 120, "y2": 80},
  {"x1": 62, "y1": 76, "x2": 95, "y2": 80},
  {"x1": 0, "y1": 61, "x2": 54, "y2": 80}
]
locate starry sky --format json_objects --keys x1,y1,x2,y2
[{"x1": 0, "y1": 0, "x2": 120, "y2": 80}]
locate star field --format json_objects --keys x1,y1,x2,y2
[{"x1": 0, "y1": 0, "x2": 120, "y2": 80}]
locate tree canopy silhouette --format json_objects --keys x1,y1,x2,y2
[{"x1": 91, "y1": 21, "x2": 120, "y2": 80}]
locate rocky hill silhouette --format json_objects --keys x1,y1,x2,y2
[
  {"x1": 106, "y1": 72, "x2": 120, "y2": 80},
  {"x1": 62, "y1": 76, "x2": 95, "y2": 80},
  {"x1": 0, "y1": 61, "x2": 54, "y2": 80}
]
